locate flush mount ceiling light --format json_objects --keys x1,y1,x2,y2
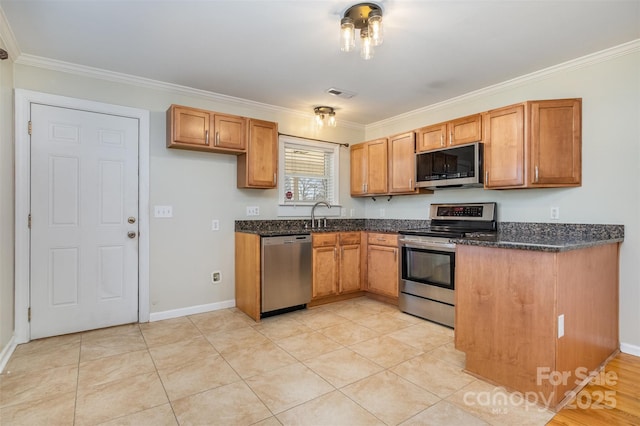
[
  {"x1": 314, "y1": 106, "x2": 337, "y2": 128},
  {"x1": 340, "y1": 2, "x2": 383, "y2": 60}
]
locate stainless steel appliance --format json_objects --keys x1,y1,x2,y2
[
  {"x1": 261, "y1": 234, "x2": 312, "y2": 317},
  {"x1": 398, "y1": 202, "x2": 497, "y2": 328},
  {"x1": 415, "y1": 142, "x2": 483, "y2": 189}
]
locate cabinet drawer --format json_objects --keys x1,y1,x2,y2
[
  {"x1": 339, "y1": 232, "x2": 361, "y2": 245},
  {"x1": 367, "y1": 233, "x2": 398, "y2": 247},
  {"x1": 313, "y1": 233, "x2": 338, "y2": 247}
]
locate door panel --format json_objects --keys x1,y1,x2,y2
[{"x1": 30, "y1": 104, "x2": 139, "y2": 339}]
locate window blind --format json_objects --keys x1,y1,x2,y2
[{"x1": 283, "y1": 143, "x2": 335, "y2": 204}]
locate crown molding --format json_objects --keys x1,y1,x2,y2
[
  {"x1": 0, "y1": 6, "x2": 21, "y2": 60},
  {"x1": 368, "y1": 39, "x2": 640, "y2": 131},
  {"x1": 13, "y1": 53, "x2": 364, "y2": 131}
]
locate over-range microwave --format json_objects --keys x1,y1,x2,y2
[{"x1": 415, "y1": 142, "x2": 483, "y2": 189}]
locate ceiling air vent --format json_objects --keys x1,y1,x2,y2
[{"x1": 326, "y1": 87, "x2": 356, "y2": 99}]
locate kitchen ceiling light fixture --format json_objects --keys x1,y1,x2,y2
[
  {"x1": 340, "y1": 3, "x2": 383, "y2": 60},
  {"x1": 314, "y1": 106, "x2": 337, "y2": 128}
]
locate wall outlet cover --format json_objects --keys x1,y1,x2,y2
[
  {"x1": 154, "y1": 205, "x2": 173, "y2": 218},
  {"x1": 211, "y1": 271, "x2": 222, "y2": 284}
]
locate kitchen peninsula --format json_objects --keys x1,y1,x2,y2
[{"x1": 454, "y1": 223, "x2": 624, "y2": 410}]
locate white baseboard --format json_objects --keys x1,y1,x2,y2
[
  {"x1": 148, "y1": 299, "x2": 236, "y2": 322},
  {"x1": 0, "y1": 335, "x2": 17, "y2": 373},
  {"x1": 620, "y1": 342, "x2": 640, "y2": 357}
]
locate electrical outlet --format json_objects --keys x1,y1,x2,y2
[
  {"x1": 211, "y1": 271, "x2": 222, "y2": 284},
  {"x1": 246, "y1": 206, "x2": 260, "y2": 216},
  {"x1": 350, "y1": 208, "x2": 355, "y2": 217},
  {"x1": 211, "y1": 219, "x2": 220, "y2": 231},
  {"x1": 154, "y1": 205, "x2": 173, "y2": 218},
  {"x1": 341, "y1": 208, "x2": 347, "y2": 217},
  {"x1": 558, "y1": 314, "x2": 565, "y2": 338},
  {"x1": 550, "y1": 206, "x2": 560, "y2": 220}
]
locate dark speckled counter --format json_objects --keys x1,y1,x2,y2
[
  {"x1": 456, "y1": 222, "x2": 624, "y2": 252},
  {"x1": 235, "y1": 219, "x2": 624, "y2": 251}
]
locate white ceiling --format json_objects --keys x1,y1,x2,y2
[{"x1": 1, "y1": 0, "x2": 639, "y2": 125}]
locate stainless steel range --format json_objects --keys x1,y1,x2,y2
[{"x1": 398, "y1": 202, "x2": 497, "y2": 328}]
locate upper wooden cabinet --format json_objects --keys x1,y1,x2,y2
[
  {"x1": 350, "y1": 138, "x2": 388, "y2": 196},
  {"x1": 484, "y1": 99, "x2": 581, "y2": 189},
  {"x1": 388, "y1": 132, "x2": 419, "y2": 194},
  {"x1": 417, "y1": 114, "x2": 482, "y2": 152},
  {"x1": 237, "y1": 119, "x2": 278, "y2": 189},
  {"x1": 166, "y1": 104, "x2": 246, "y2": 154}
]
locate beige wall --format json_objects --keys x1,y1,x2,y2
[
  {"x1": 5, "y1": 43, "x2": 640, "y2": 353},
  {"x1": 0, "y1": 37, "x2": 15, "y2": 351}
]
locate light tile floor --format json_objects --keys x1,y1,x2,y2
[{"x1": 0, "y1": 297, "x2": 556, "y2": 425}]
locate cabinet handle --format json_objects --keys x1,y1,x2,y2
[
  {"x1": 273, "y1": 173, "x2": 277, "y2": 184},
  {"x1": 534, "y1": 166, "x2": 539, "y2": 183},
  {"x1": 215, "y1": 131, "x2": 220, "y2": 146},
  {"x1": 394, "y1": 248, "x2": 397, "y2": 261},
  {"x1": 485, "y1": 170, "x2": 489, "y2": 184},
  {"x1": 449, "y1": 131, "x2": 453, "y2": 145},
  {"x1": 409, "y1": 178, "x2": 413, "y2": 189},
  {"x1": 205, "y1": 130, "x2": 209, "y2": 145},
  {"x1": 440, "y1": 134, "x2": 444, "y2": 147},
  {"x1": 377, "y1": 237, "x2": 386, "y2": 241},
  {"x1": 364, "y1": 183, "x2": 368, "y2": 193},
  {"x1": 334, "y1": 247, "x2": 337, "y2": 259}
]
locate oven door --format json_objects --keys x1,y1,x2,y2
[{"x1": 400, "y1": 245, "x2": 455, "y2": 291}]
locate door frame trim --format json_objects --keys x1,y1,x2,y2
[{"x1": 14, "y1": 89, "x2": 150, "y2": 343}]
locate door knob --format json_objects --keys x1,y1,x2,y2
[
  {"x1": 127, "y1": 231, "x2": 137, "y2": 239},
  {"x1": 128, "y1": 217, "x2": 136, "y2": 224}
]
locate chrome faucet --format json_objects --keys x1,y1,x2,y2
[{"x1": 311, "y1": 201, "x2": 331, "y2": 228}]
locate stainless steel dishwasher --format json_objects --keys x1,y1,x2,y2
[{"x1": 261, "y1": 234, "x2": 312, "y2": 316}]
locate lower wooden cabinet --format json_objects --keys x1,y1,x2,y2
[
  {"x1": 455, "y1": 243, "x2": 619, "y2": 408},
  {"x1": 366, "y1": 233, "x2": 399, "y2": 299},
  {"x1": 312, "y1": 232, "x2": 361, "y2": 300}
]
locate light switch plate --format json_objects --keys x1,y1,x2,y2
[{"x1": 211, "y1": 219, "x2": 220, "y2": 231}]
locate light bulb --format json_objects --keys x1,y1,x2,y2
[
  {"x1": 368, "y1": 10, "x2": 383, "y2": 46},
  {"x1": 328, "y1": 113, "x2": 336, "y2": 127},
  {"x1": 340, "y1": 17, "x2": 355, "y2": 52},
  {"x1": 360, "y1": 28, "x2": 374, "y2": 60}
]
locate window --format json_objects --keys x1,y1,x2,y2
[{"x1": 278, "y1": 135, "x2": 340, "y2": 208}]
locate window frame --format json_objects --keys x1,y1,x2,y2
[{"x1": 277, "y1": 135, "x2": 341, "y2": 216}]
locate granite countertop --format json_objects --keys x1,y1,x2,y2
[
  {"x1": 455, "y1": 223, "x2": 624, "y2": 252},
  {"x1": 235, "y1": 219, "x2": 624, "y2": 252}
]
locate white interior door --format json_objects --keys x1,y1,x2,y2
[{"x1": 30, "y1": 103, "x2": 139, "y2": 339}]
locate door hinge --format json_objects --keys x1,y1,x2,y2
[
  {"x1": 28, "y1": 213, "x2": 32, "y2": 229},
  {"x1": 28, "y1": 121, "x2": 32, "y2": 135},
  {"x1": 28, "y1": 307, "x2": 31, "y2": 322}
]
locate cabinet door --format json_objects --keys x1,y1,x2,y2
[
  {"x1": 448, "y1": 114, "x2": 482, "y2": 146},
  {"x1": 530, "y1": 99, "x2": 581, "y2": 186},
  {"x1": 238, "y1": 119, "x2": 278, "y2": 188},
  {"x1": 339, "y1": 244, "x2": 361, "y2": 294},
  {"x1": 366, "y1": 138, "x2": 388, "y2": 194},
  {"x1": 484, "y1": 105, "x2": 525, "y2": 188},
  {"x1": 367, "y1": 245, "x2": 399, "y2": 298},
  {"x1": 312, "y1": 246, "x2": 338, "y2": 298},
  {"x1": 350, "y1": 144, "x2": 367, "y2": 195},
  {"x1": 213, "y1": 114, "x2": 246, "y2": 151},
  {"x1": 417, "y1": 123, "x2": 447, "y2": 152},
  {"x1": 170, "y1": 106, "x2": 211, "y2": 148},
  {"x1": 388, "y1": 132, "x2": 417, "y2": 194}
]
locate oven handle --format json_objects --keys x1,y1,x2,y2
[{"x1": 399, "y1": 239, "x2": 456, "y2": 252}]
